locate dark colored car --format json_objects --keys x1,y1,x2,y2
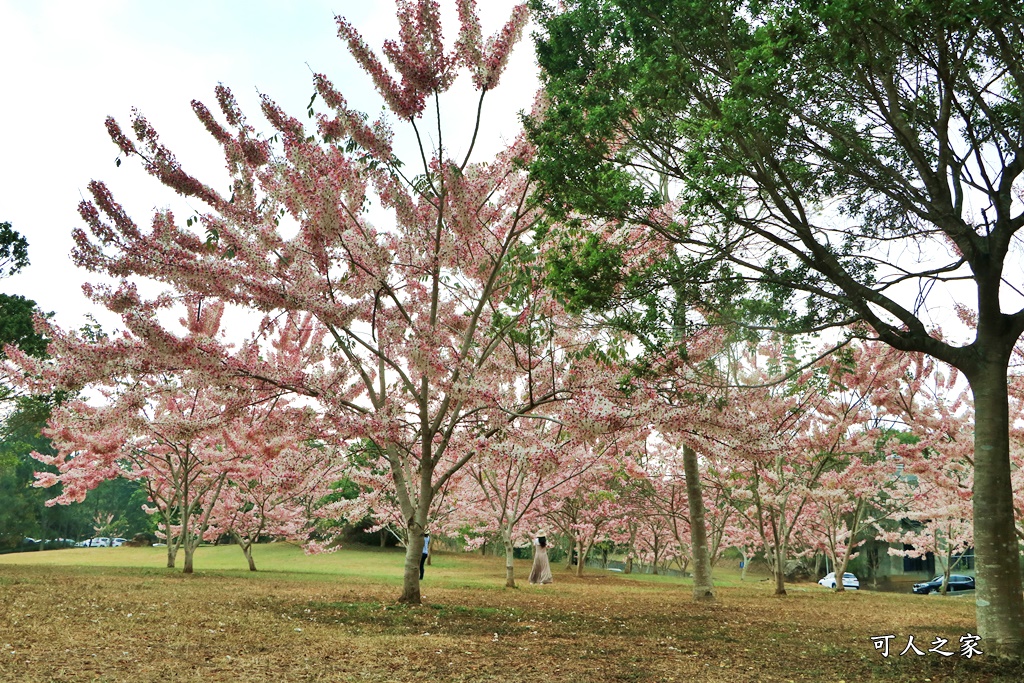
[{"x1": 912, "y1": 574, "x2": 975, "y2": 595}]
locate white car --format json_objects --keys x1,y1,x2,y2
[
  {"x1": 78, "y1": 537, "x2": 112, "y2": 547},
  {"x1": 111, "y1": 538, "x2": 128, "y2": 547},
  {"x1": 818, "y1": 571, "x2": 859, "y2": 589}
]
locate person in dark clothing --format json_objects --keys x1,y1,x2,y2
[{"x1": 419, "y1": 532, "x2": 430, "y2": 580}]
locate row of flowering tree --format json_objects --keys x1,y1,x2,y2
[
  {"x1": 6, "y1": 298, "x2": 346, "y2": 573},
  {"x1": 8, "y1": 0, "x2": 1024, "y2": 610}
]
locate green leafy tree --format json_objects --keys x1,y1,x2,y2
[
  {"x1": 529, "y1": 0, "x2": 1024, "y2": 656},
  {"x1": 0, "y1": 294, "x2": 49, "y2": 361},
  {"x1": 0, "y1": 225, "x2": 57, "y2": 548},
  {"x1": 0, "y1": 397, "x2": 76, "y2": 549},
  {"x1": 0, "y1": 226, "x2": 146, "y2": 548},
  {"x1": 0, "y1": 396, "x2": 152, "y2": 550},
  {"x1": 0, "y1": 222, "x2": 29, "y2": 279},
  {"x1": 0, "y1": 222, "x2": 48, "y2": 395}
]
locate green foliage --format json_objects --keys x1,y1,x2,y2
[
  {"x1": 0, "y1": 222, "x2": 29, "y2": 279},
  {"x1": 546, "y1": 232, "x2": 625, "y2": 314},
  {"x1": 0, "y1": 222, "x2": 47, "y2": 364},
  {"x1": 0, "y1": 396, "x2": 153, "y2": 551},
  {"x1": 0, "y1": 294, "x2": 49, "y2": 360},
  {"x1": 0, "y1": 397, "x2": 65, "y2": 549},
  {"x1": 528, "y1": 0, "x2": 1024, "y2": 351}
]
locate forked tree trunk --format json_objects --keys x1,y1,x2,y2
[
  {"x1": 968, "y1": 357, "x2": 1024, "y2": 657},
  {"x1": 682, "y1": 444, "x2": 715, "y2": 601},
  {"x1": 833, "y1": 498, "x2": 864, "y2": 594},
  {"x1": 244, "y1": 544, "x2": 257, "y2": 572},
  {"x1": 233, "y1": 532, "x2": 257, "y2": 572}
]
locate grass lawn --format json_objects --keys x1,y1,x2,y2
[{"x1": 0, "y1": 544, "x2": 1020, "y2": 682}]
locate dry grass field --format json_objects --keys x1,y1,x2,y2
[{"x1": 1, "y1": 544, "x2": 1021, "y2": 682}]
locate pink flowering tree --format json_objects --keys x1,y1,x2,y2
[
  {"x1": 877, "y1": 454, "x2": 974, "y2": 595},
  {"x1": 37, "y1": 378, "x2": 252, "y2": 573},
  {"x1": 704, "y1": 341, "x2": 878, "y2": 596},
  {"x1": 206, "y1": 406, "x2": 344, "y2": 571},
  {"x1": 623, "y1": 481, "x2": 686, "y2": 574},
  {"x1": 69, "y1": 1, "x2": 591, "y2": 603},
  {"x1": 463, "y1": 419, "x2": 630, "y2": 587},
  {"x1": 620, "y1": 439, "x2": 702, "y2": 576},
  {"x1": 318, "y1": 437, "x2": 472, "y2": 551},
  {"x1": 544, "y1": 464, "x2": 631, "y2": 576},
  {"x1": 861, "y1": 342, "x2": 978, "y2": 593},
  {"x1": 6, "y1": 300, "x2": 331, "y2": 574},
  {"x1": 796, "y1": 341, "x2": 923, "y2": 591}
]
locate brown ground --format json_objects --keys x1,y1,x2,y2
[{"x1": 0, "y1": 549, "x2": 1021, "y2": 682}]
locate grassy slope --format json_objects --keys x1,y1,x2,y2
[{"x1": 1, "y1": 544, "x2": 1020, "y2": 682}]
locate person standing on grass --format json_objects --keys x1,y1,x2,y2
[
  {"x1": 419, "y1": 532, "x2": 430, "y2": 580},
  {"x1": 529, "y1": 533, "x2": 553, "y2": 585}
]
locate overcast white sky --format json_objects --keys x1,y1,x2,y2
[{"x1": 0, "y1": 0, "x2": 538, "y2": 333}]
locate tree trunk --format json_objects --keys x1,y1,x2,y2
[
  {"x1": 833, "y1": 498, "x2": 864, "y2": 594},
  {"x1": 183, "y1": 541, "x2": 195, "y2": 574},
  {"x1": 868, "y1": 545, "x2": 880, "y2": 589},
  {"x1": 163, "y1": 509, "x2": 177, "y2": 568},
  {"x1": 398, "y1": 525, "x2": 425, "y2": 604},
  {"x1": 682, "y1": 444, "x2": 715, "y2": 601},
  {"x1": 234, "y1": 532, "x2": 257, "y2": 572},
  {"x1": 502, "y1": 531, "x2": 516, "y2": 588},
  {"x1": 625, "y1": 528, "x2": 636, "y2": 574},
  {"x1": 575, "y1": 539, "x2": 585, "y2": 577},
  {"x1": 941, "y1": 547, "x2": 952, "y2": 596},
  {"x1": 773, "y1": 545, "x2": 786, "y2": 596},
  {"x1": 740, "y1": 548, "x2": 748, "y2": 581},
  {"x1": 968, "y1": 357, "x2": 1024, "y2": 657},
  {"x1": 380, "y1": 530, "x2": 386, "y2": 548},
  {"x1": 244, "y1": 544, "x2": 257, "y2": 572}
]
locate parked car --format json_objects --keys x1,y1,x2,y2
[
  {"x1": 77, "y1": 537, "x2": 112, "y2": 547},
  {"x1": 818, "y1": 571, "x2": 860, "y2": 589},
  {"x1": 111, "y1": 538, "x2": 128, "y2": 547},
  {"x1": 913, "y1": 574, "x2": 975, "y2": 595}
]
